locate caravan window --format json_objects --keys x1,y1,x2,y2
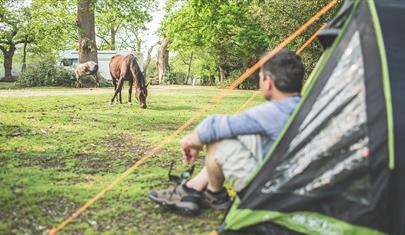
[
  {"x1": 62, "y1": 59, "x2": 73, "y2": 66},
  {"x1": 61, "y1": 59, "x2": 79, "y2": 67}
]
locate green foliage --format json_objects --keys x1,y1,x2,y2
[
  {"x1": 96, "y1": 0, "x2": 157, "y2": 51},
  {"x1": 163, "y1": 0, "x2": 341, "y2": 89},
  {"x1": 0, "y1": 0, "x2": 77, "y2": 84},
  {"x1": 250, "y1": 0, "x2": 341, "y2": 78},
  {"x1": 145, "y1": 57, "x2": 158, "y2": 80},
  {"x1": 98, "y1": 77, "x2": 114, "y2": 87},
  {"x1": 163, "y1": 0, "x2": 269, "y2": 86},
  {"x1": 165, "y1": 70, "x2": 186, "y2": 85},
  {"x1": 29, "y1": 0, "x2": 77, "y2": 55},
  {"x1": 16, "y1": 60, "x2": 76, "y2": 87},
  {"x1": 0, "y1": 0, "x2": 76, "y2": 55},
  {"x1": 0, "y1": 1, "x2": 33, "y2": 48}
]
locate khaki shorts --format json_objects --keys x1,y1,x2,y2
[{"x1": 214, "y1": 135, "x2": 262, "y2": 191}]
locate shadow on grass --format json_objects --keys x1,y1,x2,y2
[{"x1": 148, "y1": 104, "x2": 199, "y2": 112}]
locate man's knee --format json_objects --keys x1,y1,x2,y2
[
  {"x1": 205, "y1": 141, "x2": 221, "y2": 168},
  {"x1": 206, "y1": 140, "x2": 224, "y2": 158},
  {"x1": 205, "y1": 136, "x2": 260, "y2": 192},
  {"x1": 206, "y1": 139, "x2": 237, "y2": 166}
]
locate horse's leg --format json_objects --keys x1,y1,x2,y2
[
  {"x1": 118, "y1": 78, "x2": 124, "y2": 104},
  {"x1": 75, "y1": 71, "x2": 79, "y2": 88},
  {"x1": 119, "y1": 80, "x2": 123, "y2": 104},
  {"x1": 128, "y1": 78, "x2": 133, "y2": 105},
  {"x1": 119, "y1": 90, "x2": 122, "y2": 104},
  {"x1": 110, "y1": 78, "x2": 124, "y2": 105},
  {"x1": 94, "y1": 74, "x2": 99, "y2": 88},
  {"x1": 96, "y1": 72, "x2": 100, "y2": 87},
  {"x1": 112, "y1": 78, "x2": 118, "y2": 104},
  {"x1": 76, "y1": 77, "x2": 81, "y2": 88}
]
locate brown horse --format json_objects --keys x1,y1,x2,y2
[{"x1": 109, "y1": 54, "x2": 148, "y2": 108}]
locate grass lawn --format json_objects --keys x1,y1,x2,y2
[
  {"x1": 0, "y1": 85, "x2": 262, "y2": 235},
  {"x1": 0, "y1": 82, "x2": 17, "y2": 90}
]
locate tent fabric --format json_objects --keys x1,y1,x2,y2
[
  {"x1": 221, "y1": 0, "x2": 404, "y2": 234},
  {"x1": 375, "y1": 0, "x2": 405, "y2": 234}
]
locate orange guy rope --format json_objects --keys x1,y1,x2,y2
[
  {"x1": 49, "y1": 1, "x2": 337, "y2": 234},
  {"x1": 296, "y1": 26, "x2": 324, "y2": 55},
  {"x1": 236, "y1": 91, "x2": 261, "y2": 113}
]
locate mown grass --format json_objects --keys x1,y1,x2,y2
[
  {"x1": 0, "y1": 85, "x2": 263, "y2": 235},
  {"x1": 0, "y1": 82, "x2": 17, "y2": 90}
]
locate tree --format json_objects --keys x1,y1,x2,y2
[
  {"x1": 250, "y1": 0, "x2": 341, "y2": 77},
  {"x1": 95, "y1": 0, "x2": 156, "y2": 51},
  {"x1": 156, "y1": 38, "x2": 169, "y2": 84},
  {"x1": 77, "y1": 0, "x2": 98, "y2": 63},
  {"x1": 163, "y1": 0, "x2": 269, "y2": 85},
  {"x1": 30, "y1": 0, "x2": 77, "y2": 55},
  {"x1": 0, "y1": 0, "x2": 77, "y2": 81},
  {"x1": 183, "y1": 51, "x2": 193, "y2": 85},
  {"x1": 162, "y1": 0, "x2": 340, "y2": 88},
  {"x1": 0, "y1": 0, "x2": 33, "y2": 81},
  {"x1": 143, "y1": 42, "x2": 158, "y2": 79}
]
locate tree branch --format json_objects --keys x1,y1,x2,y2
[
  {"x1": 13, "y1": 38, "x2": 34, "y2": 45},
  {"x1": 115, "y1": 22, "x2": 122, "y2": 33},
  {"x1": 0, "y1": 39, "x2": 10, "y2": 44},
  {"x1": 96, "y1": 34, "x2": 111, "y2": 46}
]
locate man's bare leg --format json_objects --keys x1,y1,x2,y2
[
  {"x1": 149, "y1": 141, "x2": 230, "y2": 212},
  {"x1": 186, "y1": 167, "x2": 208, "y2": 192},
  {"x1": 186, "y1": 141, "x2": 225, "y2": 192}
]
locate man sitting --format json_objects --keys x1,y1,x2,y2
[{"x1": 149, "y1": 49, "x2": 305, "y2": 213}]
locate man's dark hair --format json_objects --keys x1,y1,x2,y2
[{"x1": 260, "y1": 49, "x2": 305, "y2": 93}]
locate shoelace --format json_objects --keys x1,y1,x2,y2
[{"x1": 167, "y1": 161, "x2": 195, "y2": 199}]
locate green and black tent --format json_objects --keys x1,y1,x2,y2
[{"x1": 221, "y1": 0, "x2": 404, "y2": 234}]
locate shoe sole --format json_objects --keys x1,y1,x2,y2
[
  {"x1": 148, "y1": 194, "x2": 200, "y2": 215},
  {"x1": 201, "y1": 201, "x2": 230, "y2": 211}
]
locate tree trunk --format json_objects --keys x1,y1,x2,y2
[
  {"x1": 1, "y1": 45, "x2": 16, "y2": 82},
  {"x1": 143, "y1": 43, "x2": 157, "y2": 78},
  {"x1": 210, "y1": 75, "x2": 215, "y2": 85},
  {"x1": 110, "y1": 27, "x2": 116, "y2": 50},
  {"x1": 184, "y1": 52, "x2": 193, "y2": 85},
  {"x1": 77, "y1": 0, "x2": 98, "y2": 64},
  {"x1": 157, "y1": 38, "x2": 169, "y2": 84},
  {"x1": 218, "y1": 65, "x2": 226, "y2": 83},
  {"x1": 21, "y1": 39, "x2": 28, "y2": 73},
  {"x1": 135, "y1": 37, "x2": 142, "y2": 53}
]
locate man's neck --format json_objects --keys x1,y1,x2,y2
[{"x1": 269, "y1": 91, "x2": 300, "y2": 101}]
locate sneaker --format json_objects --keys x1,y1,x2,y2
[
  {"x1": 201, "y1": 187, "x2": 231, "y2": 211},
  {"x1": 149, "y1": 183, "x2": 201, "y2": 214}
]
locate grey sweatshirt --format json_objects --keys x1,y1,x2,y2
[{"x1": 196, "y1": 96, "x2": 301, "y2": 160}]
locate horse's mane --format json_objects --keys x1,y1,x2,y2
[{"x1": 128, "y1": 54, "x2": 145, "y2": 88}]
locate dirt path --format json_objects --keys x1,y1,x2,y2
[
  {"x1": 0, "y1": 88, "x2": 112, "y2": 97},
  {"x1": 0, "y1": 85, "x2": 216, "y2": 97}
]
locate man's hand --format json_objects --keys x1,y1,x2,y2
[{"x1": 180, "y1": 132, "x2": 203, "y2": 164}]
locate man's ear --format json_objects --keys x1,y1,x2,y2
[{"x1": 265, "y1": 75, "x2": 273, "y2": 90}]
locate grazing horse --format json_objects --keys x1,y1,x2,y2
[
  {"x1": 74, "y1": 61, "x2": 99, "y2": 88},
  {"x1": 109, "y1": 54, "x2": 148, "y2": 109}
]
